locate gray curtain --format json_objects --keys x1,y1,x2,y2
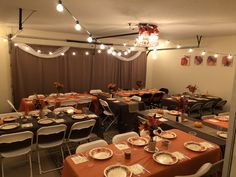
[{"x1": 10, "y1": 44, "x2": 147, "y2": 107}]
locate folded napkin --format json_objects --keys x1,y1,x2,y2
[
  {"x1": 128, "y1": 164, "x2": 144, "y2": 175},
  {"x1": 87, "y1": 114, "x2": 97, "y2": 118},
  {"x1": 172, "y1": 151, "x2": 189, "y2": 160},
  {"x1": 115, "y1": 143, "x2": 130, "y2": 150},
  {"x1": 159, "y1": 118, "x2": 168, "y2": 122},
  {"x1": 200, "y1": 141, "x2": 214, "y2": 149},
  {"x1": 21, "y1": 123, "x2": 33, "y2": 128},
  {"x1": 71, "y1": 155, "x2": 88, "y2": 164},
  {"x1": 53, "y1": 119, "x2": 65, "y2": 123}
]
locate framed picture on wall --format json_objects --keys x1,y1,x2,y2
[
  {"x1": 194, "y1": 56, "x2": 203, "y2": 65},
  {"x1": 222, "y1": 56, "x2": 233, "y2": 67},
  {"x1": 207, "y1": 56, "x2": 217, "y2": 66},
  {"x1": 181, "y1": 55, "x2": 190, "y2": 66}
]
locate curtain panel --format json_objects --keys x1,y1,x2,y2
[{"x1": 10, "y1": 44, "x2": 147, "y2": 107}]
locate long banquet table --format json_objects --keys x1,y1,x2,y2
[
  {"x1": 18, "y1": 93, "x2": 100, "y2": 115},
  {"x1": 61, "y1": 129, "x2": 221, "y2": 177},
  {"x1": 203, "y1": 115, "x2": 228, "y2": 131}
]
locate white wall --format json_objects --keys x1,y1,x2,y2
[
  {"x1": 146, "y1": 35, "x2": 236, "y2": 110},
  {"x1": 0, "y1": 26, "x2": 12, "y2": 113}
]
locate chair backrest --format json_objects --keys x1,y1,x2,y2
[
  {"x1": 189, "y1": 103, "x2": 203, "y2": 112},
  {"x1": 0, "y1": 112, "x2": 23, "y2": 120},
  {"x1": 36, "y1": 124, "x2": 67, "y2": 145},
  {"x1": 159, "y1": 88, "x2": 169, "y2": 94},
  {"x1": 175, "y1": 162, "x2": 212, "y2": 177},
  {"x1": 60, "y1": 100, "x2": 78, "y2": 107},
  {"x1": 53, "y1": 106, "x2": 75, "y2": 113},
  {"x1": 202, "y1": 159, "x2": 224, "y2": 177},
  {"x1": 201, "y1": 114, "x2": 216, "y2": 120},
  {"x1": 202, "y1": 101, "x2": 215, "y2": 110},
  {"x1": 112, "y1": 131, "x2": 139, "y2": 144},
  {"x1": 28, "y1": 94, "x2": 45, "y2": 99},
  {"x1": 68, "y1": 119, "x2": 96, "y2": 140},
  {"x1": 75, "y1": 140, "x2": 108, "y2": 153},
  {"x1": 214, "y1": 100, "x2": 227, "y2": 109},
  {"x1": 89, "y1": 89, "x2": 102, "y2": 94},
  {"x1": 141, "y1": 93, "x2": 152, "y2": 103},
  {"x1": 151, "y1": 92, "x2": 164, "y2": 103},
  {"x1": 99, "y1": 99, "x2": 114, "y2": 115},
  {"x1": 0, "y1": 131, "x2": 33, "y2": 153},
  {"x1": 131, "y1": 95, "x2": 142, "y2": 102}
]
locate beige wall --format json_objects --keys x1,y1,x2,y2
[
  {"x1": 0, "y1": 26, "x2": 12, "y2": 113},
  {"x1": 146, "y1": 35, "x2": 236, "y2": 110}
]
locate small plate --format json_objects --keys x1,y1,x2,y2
[
  {"x1": 0, "y1": 123, "x2": 20, "y2": 130},
  {"x1": 104, "y1": 165, "x2": 132, "y2": 177},
  {"x1": 127, "y1": 137, "x2": 149, "y2": 146},
  {"x1": 71, "y1": 114, "x2": 86, "y2": 119},
  {"x1": 37, "y1": 118, "x2": 54, "y2": 125},
  {"x1": 168, "y1": 110, "x2": 181, "y2": 116},
  {"x1": 215, "y1": 116, "x2": 229, "y2": 122},
  {"x1": 107, "y1": 98, "x2": 116, "y2": 101},
  {"x1": 153, "y1": 130, "x2": 177, "y2": 139},
  {"x1": 3, "y1": 116, "x2": 19, "y2": 122},
  {"x1": 217, "y1": 131, "x2": 227, "y2": 139},
  {"x1": 184, "y1": 141, "x2": 207, "y2": 152},
  {"x1": 89, "y1": 147, "x2": 113, "y2": 160},
  {"x1": 144, "y1": 145, "x2": 159, "y2": 153},
  {"x1": 153, "y1": 151, "x2": 178, "y2": 165},
  {"x1": 147, "y1": 113, "x2": 163, "y2": 118}
]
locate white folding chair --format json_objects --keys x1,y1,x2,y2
[
  {"x1": 201, "y1": 114, "x2": 216, "y2": 120},
  {"x1": 36, "y1": 124, "x2": 67, "y2": 174},
  {"x1": 60, "y1": 100, "x2": 78, "y2": 108},
  {"x1": 99, "y1": 99, "x2": 118, "y2": 132},
  {"x1": 112, "y1": 131, "x2": 139, "y2": 144},
  {"x1": 66, "y1": 119, "x2": 96, "y2": 155},
  {"x1": 77, "y1": 98, "x2": 92, "y2": 109},
  {"x1": 75, "y1": 140, "x2": 108, "y2": 153},
  {"x1": 131, "y1": 95, "x2": 142, "y2": 102},
  {"x1": 89, "y1": 89, "x2": 102, "y2": 95},
  {"x1": 28, "y1": 94, "x2": 45, "y2": 100},
  {"x1": 175, "y1": 162, "x2": 212, "y2": 177},
  {"x1": 0, "y1": 131, "x2": 33, "y2": 177},
  {"x1": 0, "y1": 112, "x2": 23, "y2": 120}
]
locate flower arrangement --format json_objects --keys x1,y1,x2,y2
[
  {"x1": 186, "y1": 84, "x2": 197, "y2": 94},
  {"x1": 53, "y1": 81, "x2": 64, "y2": 93},
  {"x1": 139, "y1": 116, "x2": 161, "y2": 138},
  {"x1": 32, "y1": 95, "x2": 49, "y2": 110},
  {"x1": 136, "y1": 80, "x2": 144, "y2": 89},
  {"x1": 107, "y1": 83, "x2": 118, "y2": 93},
  {"x1": 177, "y1": 95, "x2": 188, "y2": 113}
]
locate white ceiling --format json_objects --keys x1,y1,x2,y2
[{"x1": 0, "y1": 0, "x2": 236, "y2": 40}]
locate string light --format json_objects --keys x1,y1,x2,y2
[
  {"x1": 49, "y1": 52, "x2": 53, "y2": 55},
  {"x1": 123, "y1": 43, "x2": 127, "y2": 46},
  {"x1": 127, "y1": 49, "x2": 131, "y2": 53},
  {"x1": 176, "y1": 45, "x2": 181, "y2": 49},
  {"x1": 56, "y1": 0, "x2": 64, "y2": 12},
  {"x1": 98, "y1": 49, "x2": 101, "y2": 53},
  {"x1": 165, "y1": 40, "x2": 170, "y2": 45},
  {"x1": 14, "y1": 43, "x2": 18, "y2": 46},
  {"x1": 118, "y1": 52, "x2": 122, "y2": 56},
  {"x1": 188, "y1": 48, "x2": 193, "y2": 53},
  {"x1": 124, "y1": 51, "x2": 128, "y2": 55},
  {"x1": 74, "y1": 20, "x2": 81, "y2": 31},
  {"x1": 25, "y1": 46, "x2": 29, "y2": 50},
  {"x1": 37, "y1": 50, "x2": 41, "y2": 53},
  {"x1": 61, "y1": 53, "x2": 64, "y2": 56},
  {"x1": 100, "y1": 44, "x2": 105, "y2": 50},
  {"x1": 72, "y1": 52, "x2": 76, "y2": 55},
  {"x1": 85, "y1": 51, "x2": 89, "y2": 55},
  {"x1": 87, "y1": 35, "x2": 93, "y2": 43},
  {"x1": 112, "y1": 51, "x2": 117, "y2": 56},
  {"x1": 214, "y1": 54, "x2": 218, "y2": 58},
  {"x1": 110, "y1": 47, "x2": 114, "y2": 51},
  {"x1": 228, "y1": 54, "x2": 233, "y2": 59},
  {"x1": 130, "y1": 46, "x2": 135, "y2": 51},
  {"x1": 107, "y1": 49, "x2": 112, "y2": 54},
  {"x1": 201, "y1": 51, "x2": 206, "y2": 56}
]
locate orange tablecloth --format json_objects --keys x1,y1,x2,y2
[
  {"x1": 18, "y1": 93, "x2": 100, "y2": 115},
  {"x1": 203, "y1": 118, "x2": 228, "y2": 130},
  {"x1": 61, "y1": 129, "x2": 221, "y2": 177},
  {"x1": 116, "y1": 89, "x2": 159, "y2": 97}
]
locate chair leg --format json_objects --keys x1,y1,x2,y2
[
  {"x1": 105, "y1": 118, "x2": 117, "y2": 132},
  {"x1": 28, "y1": 153, "x2": 33, "y2": 177},
  {"x1": 1, "y1": 158, "x2": 4, "y2": 177},
  {"x1": 66, "y1": 142, "x2": 72, "y2": 155},
  {"x1": 60, "y1": 146, "x2": 65, "y2": 161},
  {"x1": 37, "y1": 150, "x2": 43, "y2": 174}
]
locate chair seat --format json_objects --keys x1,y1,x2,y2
[
  {"x1": 1, "y1": 147, "x2": 31, "y2": 158},
  {"x1": 103, "y1": 110, "x2": 113, "y2": 116}
]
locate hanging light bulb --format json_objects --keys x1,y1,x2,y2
[
  {"x1": 188, "y1": 48, "x2": 193, "y2": 53},
  {"x1": 72, "y1": 52, "x2": 76, "y2": 55},
  {"x1": 98, "y1": 49, "x2": 101, "y2": 53},
  {"x1": 130, "y1": 46, "x2": 135, "y2": 51},
  {"x1": 49, "y1": 51, "x2": 53, "y2": 55},
  {"x1": 214, "y1": 54, "x2": 218, "y2": 58},
  {"x1": 112, "y1": 51, "x2": 117, "y2": 56},
  {"x1": 118, "y1": 52, "x2": 122, "y2": 56},
  {"x1": 123, "y1": 43, "x2": 127, "y2": 46},
  {"x1": 87, "y1": 35, "x2": 93, "y2": 43},
  {"x1": 201, "y1": 51, "x2": 206, "y2": 56},
  {"x1": 74, "y1": 20, "x2": 81, "y2": 31},
  {"x1": 14, "y1": 43, "x2": 18, "y2": 46},
  {"x1": 61, "y1": 53, "x2": 64, "y2": 56},
  {"x1": 85, "y1": 51, "x2": 89, "y2": 55},
  {"x1": 37, "y1": 50, "x2": 41, "y2": 53},
  {"x1": 100, "y1": 44, "x2": 105, "y2": 50},
  {"x1": 127, "y1": 49, "x2": 131, "y2": 53},
  {"x1": 165, "y1": 40, "x2": 170, "y2": 45},
  {"x1": 110, "y1": 47, "x2": 114, "y2": 51},
  {"x1": 227, "y1": 54, "x2": 233, "y2": 59},
  {"x1": 176, "y1": 45, "x2": 181, "y2": 49},
  {"x1": 124, "y1": 51, "x2": 128, "y2": 55},
  {"x1": 107, "y1": 49, "x2": 112, "y2": 54},
  {"x1": 56, "y1": 0, "x2": 64, "y2": 12}
]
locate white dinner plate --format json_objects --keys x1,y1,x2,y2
[
  {"x1": 127, "y1": 137, "x2": 149, "y2": 146},
  {"x1": 153, "y1": 151, "x2": 178, "y2": 165},
  {"x1": 104, "y1": 165, "x2": 132, "y2": 177},
  {"x1": 147, "y1": 113, "x2": 162, "y2": 118},
  {"x1": 37, "y1": 118, "x2": 54, "y2": 125},
  {"x1": 71, "y1": 114, "x2": 86, "y2": 119},
  {"x1": 215, "y1": 116, "x2": 229, "y2": 122},
  {"x1": 144, "y1": 145, "x2": 159, "y2": 153},
  {"x1": 0, "y1": 123, "x2": 20, "y2": 130},
  {"x1": 107, "y1": 98, "x2": 116, "y2": 101},
  {"x1": 3, "y1": 115, "x2": 19, "y2": 122},
  {"x1": 153, "y1": 130, "x2": 177, "y2": 139},
  {"x1": 217, "y1": 131, "x2": 227, "y2": 139},
  {"x1": 89, "y1": 147, "x2": 113, "y2": 160},
  {"x1": 184, "y1": 141, "x2": 207, "y2": 152}
]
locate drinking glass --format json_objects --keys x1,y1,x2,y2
[
  {"x1": 114, "y1": 150, "x2": 124, "y2": 164},
  {"x1": 161, "y1": 139, "x2": 171, "y2": 151}
]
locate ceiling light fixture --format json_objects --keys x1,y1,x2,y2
[
  {"x1": 85, "y1": 51, "x2": 89, "y2": 55},
  {"x1": 124, "y1": 51, "x2": 128, "y2": 55},
  {"x1": 176, "y1": 45, "x2": 181, "y2": 49},
  {"x1": 136, "y1": 23, "x2": 159, "y2": 47},
  {"x1": 72, "y1": 52, "x2": 76, "y2": 55},
  {"x1": 201, "y1": 51, "x2": 206, "y2": 56},
  {"x1": 56, "y1": 0, "x2": 64, "y2": 12},
  {"x1": 118, "y1": 52, "x2": 122, "y2": 56},
  {"x1": 100, "y1": 44, "x2": 105, "y2": 49},
  {"x1": 228, "y1": 54, "x2": 232, "y2": 59},
  {"x1": 188, "y1": 48, "x2": 193, "y2": 53},
  {"x1": 87, "y1": 35, "x2": 93, "y2": 43},
  {"x1": 214, "y1": 54, "x2": 218, "y2": 58},
  {"x1": 74, "y1": 20, "x2": 81, "y2": 31},
  {"x1": 14, "y1": 43, "x2": 18, "y2": 46},
  {"x1": 61, "y1": 53, "x2": 64, "y2": 56}
]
